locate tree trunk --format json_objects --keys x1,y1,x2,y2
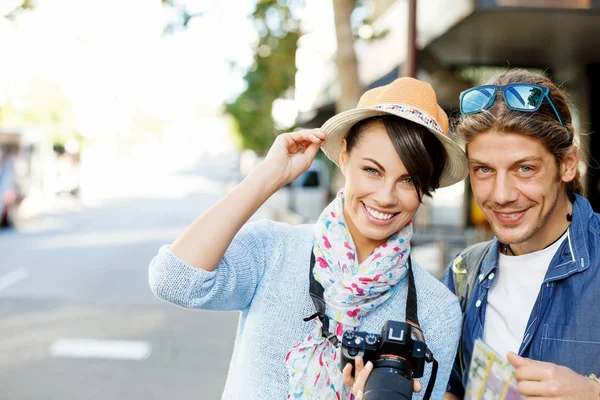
[{"x1": 332, "y1": 0, "x2": 361, "y2": 112}]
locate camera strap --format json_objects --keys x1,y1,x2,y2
[
  {"x1": 305, "y1": 247, "x2": 438, "y2": 399},
  {"x1": 304, "y1": 248, "x2": 340, "y2": 347},
  {"x1": 305, "y1": 247, "x2": 420, "y2": 346}
]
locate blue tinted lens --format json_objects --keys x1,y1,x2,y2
[
  {"x1": 461, "y1": 87, "x2": 495, "y2": 114},
  {"x1": 504, "y1": 85, "x2": 544, "y2": 110}
]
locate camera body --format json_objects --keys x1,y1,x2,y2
[
  {"x1": 340, "y1": 320, "x2": 428, "y2": 378},
  {"x1": 340, "y1": 321, "x2": 431, "y2": 399}
]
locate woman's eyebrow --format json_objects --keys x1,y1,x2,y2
[{"x1": 362, "y1": 157, "x2": 386, "y2": 172}]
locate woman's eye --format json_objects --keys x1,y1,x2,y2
[
  {"x1": 363, "y1": 167, "x2": 379, "y2": 176},
  {"x1": 401, "y1": 177, "x2": 414, "y2": 185}
]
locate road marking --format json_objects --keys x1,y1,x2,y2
[
  {"x1": 32, "y1": 227, "x2": 186, "y2": 249},
  {"x1": 0, "y1": 268, "x2": 29, "y2": 292},
  {"x1": 49, "y1": 339, "x2": 152, "y2": 360}
]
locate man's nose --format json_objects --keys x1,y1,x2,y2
[{"x1": 492, "y1": 173, "x2": 519, "y2": 205}]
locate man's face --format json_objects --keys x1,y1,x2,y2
[{"x1": 467, "y1": 130, "x2": 573, "y2": 249}]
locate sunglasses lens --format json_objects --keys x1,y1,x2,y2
[
  {"x1": 504, "y1": 85, "x2": 544, "y2": 111},
  {"x1": 461, "y1": 87, "x2": 495, "y2": 114}
]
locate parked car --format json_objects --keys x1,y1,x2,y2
[
  {"x1": 0, "y1": 152, "x2": 22, "y2": 227},
  {"x1": 241, "y1": 152, "x2": 332, "y2": 223},
  {"x1": 283, "y1": 158, "x2": 331, "y2": 222},
  {"x1": 259, "y1": 158, "x2": 331, "y2": 223}
]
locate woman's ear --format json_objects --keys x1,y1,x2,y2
[
  {"x1": 339, "y1": 139, "x2": 349, "y2": 176},
  {"x1": 561, "y1": 146, "x2": 579, "y2": 183}
]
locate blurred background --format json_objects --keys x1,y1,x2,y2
[{"x1": 0, "y1": 0, "x2": 599, "y2": 398}]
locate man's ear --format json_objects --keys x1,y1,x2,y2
[
  {"x1": 339, "y1": 138, "x2": 349, "y2": 176},
  {"x1": 561, "y1": 146, "x2": 579, "y2": 183}
]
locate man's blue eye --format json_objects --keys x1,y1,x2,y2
[{"x1": 520, "y1": 166, "x2": 532, "y2": 173}]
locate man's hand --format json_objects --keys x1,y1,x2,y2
[
  {"x1": 443, "y1": 391, "x2": 460, "y2": 400},
  {"x1": 508, "y1": 352, "x2": 600, "y2": 399}
]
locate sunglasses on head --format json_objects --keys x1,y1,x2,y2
[{"x1": 459, "y1": 83, "x2": 567, "y2": 132}]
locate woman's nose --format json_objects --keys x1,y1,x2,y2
[{"x1": 373, "y1": 182, "x2": 397, "y2": 207}]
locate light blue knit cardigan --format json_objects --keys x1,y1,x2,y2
[{"x1": 149, "y1": 220, "x2": 462, "y2": 399}]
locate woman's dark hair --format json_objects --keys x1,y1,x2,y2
[
  {"x1": 345, "y1": 115, "x2": 447, "y2": 202},
  {"x1": 457, "y1": 68, "x2": 582, "y2": 196}
]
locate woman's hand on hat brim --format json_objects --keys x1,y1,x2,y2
[{"x1": 263, "y1": 129, "x2": 325, "y2": 187}]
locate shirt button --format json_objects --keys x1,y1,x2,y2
[
  {"x1": 476, "y1": 299, "x2": 482, "y2": 308},
  {"x1": 478, "y1": 274, "x2": 484, "y2": 282},
  {"x1": 488, "y1": 273, "x2": 495, "y2": 280}
]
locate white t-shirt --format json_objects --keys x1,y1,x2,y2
[{"x1": 483, "y1": 231, "x2": 568, "y2": 359}]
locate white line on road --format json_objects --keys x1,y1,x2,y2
[
  {"x1": 0, "y1": 268, "x2": 29, "y2": 293},
  {"x1": 49, "y1": 339, "x2": 152, "y2": 361}
]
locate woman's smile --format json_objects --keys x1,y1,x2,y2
[{"x1": 361, "y1": 202, "x2": 400, "y2": 226}]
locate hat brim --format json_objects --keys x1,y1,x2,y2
[{"x1": 320, "y1": 107, "x2": 468, "y2": 188}]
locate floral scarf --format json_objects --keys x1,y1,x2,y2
[{"x1": 286, "y1": 190, "x2": 412, "y2": 399}]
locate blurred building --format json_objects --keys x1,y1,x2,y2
[
  {"x1": 297, "y1": 0, "x2": 600, "y2": 220},
  {"x1": 295, "y1": 0, "x2": 600, "y2": 272}
]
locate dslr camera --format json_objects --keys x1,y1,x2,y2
[{"x1": 340, "y1": 320, "x2": 433, "y2": 400}]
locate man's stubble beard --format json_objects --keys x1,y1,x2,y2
[{"x1": 489, "y1": 177, "x2": 563, "y2": 246}]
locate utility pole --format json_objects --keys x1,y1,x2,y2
[{"x1": 402, "y1": 0, "x2": 417, "y2": 78}]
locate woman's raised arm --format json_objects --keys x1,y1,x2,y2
[{"x1": 169, "y1": 129, "x2": 325, "y2": 271}]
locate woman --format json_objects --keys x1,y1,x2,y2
[{"x1": 149, "y1": 77, "x2": 468, "y2": 399}]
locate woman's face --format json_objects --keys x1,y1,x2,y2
[{"x1": 339, "y1": 121, "x2": 421, "y2": 249}]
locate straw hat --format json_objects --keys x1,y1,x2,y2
[{"x1": 320, "y1": 77, "x2": 468, "y2": 188}]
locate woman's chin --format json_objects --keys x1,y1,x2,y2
[{"x1": 355, "y1": 221, "x2": 398, "y2": 242}]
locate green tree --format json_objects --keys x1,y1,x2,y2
[
  {"x1": 3, "y1": 0, "x2": 34, "y2": 20},
  {"x1": 225, "y1": 0, "x2": 378, "y2": 155},
  {"x1": 224, "y1": 0, "x2": 301, "y2": 155}
]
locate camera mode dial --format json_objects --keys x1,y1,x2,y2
[{"x1": 365, "y1": 334, "x2": 378, "y2": 345}]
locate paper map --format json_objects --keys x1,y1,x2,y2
[{"x1": 464, "y1": 339, "x2": 523, "y2": 400}]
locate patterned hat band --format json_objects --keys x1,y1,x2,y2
[
  {"x1": 374, "y1": 104, "x2": 445, "y2": 136},
  {"x1": 320, "y1": 77, "x2": 468, "y2": 188}
]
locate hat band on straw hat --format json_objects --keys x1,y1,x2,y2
[{"x1": 374, "y1": 104, "x2": 445, "y2": 136}]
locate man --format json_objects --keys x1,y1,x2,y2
[{"x1": 443, "y1": 69, "x2": 600, "y2": 399}]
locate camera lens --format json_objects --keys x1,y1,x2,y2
[{"x1": 363, "y1": 357, "x2": 413, "y2": 400}]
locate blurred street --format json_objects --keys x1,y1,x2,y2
[{"x1": 0, "y1": 155, "x2": 241, "y2": 400}]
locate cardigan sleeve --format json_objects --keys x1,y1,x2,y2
[{"x1": 149, "y1": 219, "x2": 275, "y2": 311}]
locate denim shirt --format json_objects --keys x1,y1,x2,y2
[{"x1": 442, "y1": 194, "x2": 600, "y2": 398}]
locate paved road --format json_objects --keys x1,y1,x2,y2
[{"x1": 0, "y1": 155, "x2": 243, "y2": 400}]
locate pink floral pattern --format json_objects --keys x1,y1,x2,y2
[{"x1": 286, "y1": 190, "x2": 412, "y2": 399}]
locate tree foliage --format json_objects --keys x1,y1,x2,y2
[
  {"x1": 225, "y1": 0, "x2": 381, "y2": 155},
  {"x1": 224, "y1": 0, "x2": 301, "y2": 155},
  {"x1": 3, "y1": 0, "x2": 34, "y2": 20}
]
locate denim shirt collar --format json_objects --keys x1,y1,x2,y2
[
  {"x1": 478, "y1": 238, "x2": 500, "y2": 287},
  {"x1": 477, "y1": 194, "x2": 592, "y2": 284},
  {"x1": 545, "y1": 193, "x2": 592, "y2": 280}
]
